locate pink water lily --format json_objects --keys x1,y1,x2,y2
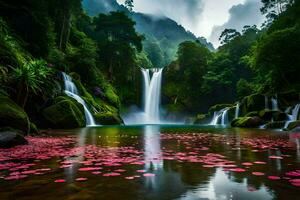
[
  {"x1": 268, "y1": 176, "x2": 281, "y2": 180},
  {"x1": 54, "y1": 179, "x2": 66, "y2": 183}
]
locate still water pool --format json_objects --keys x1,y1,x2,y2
[{"x1": 0, "y1": 125, "x2": 300, "y2": 200}]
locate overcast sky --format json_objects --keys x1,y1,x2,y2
[{"x1": 117, "y1": 0, "x2": 265, "y2": 47}]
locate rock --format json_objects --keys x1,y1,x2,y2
[
  {"x1": 265, "y1": 121, "x2": 286, "y2": 129},
  {"x1": 194, "y1": 114, "x2": 210, "y2": 124},
  {"x1": 0, "y1": 131, "x2": 28, "y2": 148},
  {"x1": 273, "y1": 111, "x2": 288, "y2": 121},
  {"x1": 94, "y1": 113, "x2": 124, "y2": 125},
  {"x1": 0, "y1": 95, "x2": 30, "y2": 133},
  {"x1": 245, "y1": 111, "x2": 259, "y2": 117},
  {"x1": 30, "y1": 122, "x2": 38, "y2": 134},
  {"x1": 287, "y1": 121, "x2": 300, "y2": 131},
  {"x1": 240, "y1": 94, "x2": 265, "y2": 116},
  {"x1": 259, "y1": 110, "x2": 288, "y2": 121},
  {"x1": 42, "y1": 96, "x2": 85, "y2": 128},
  {"x1": 185, "y1": 117, "x2": 196, "y2": 124},
  {"x1": 208, "y1": 104, "x2": 233, "y2": 115},
  {"x1": 290, "y1": 127, "x2": 300, "y2": 132},
  {"x1": 231, "y1": 117, "x2": 264, "y2": 128}
]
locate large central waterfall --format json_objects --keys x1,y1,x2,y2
[
  {"x1": 142, "y1": 68, "x2": 163, "y2": 124},
  {"x1": 123, "y1": 68, "x2": 163, "y2": 124},
  {"x1": 62, "y1": 72, "x2": 96, "y2": 127}
]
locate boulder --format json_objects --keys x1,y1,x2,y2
[
  {"x1": 0, "y1": 131, "x2": 28, "y2": 148},
  {"x1": 287, "y1": 121, "x2": 300, "y2": 131},
  {"x1": 245, "y1": 111, "x2": 259, "y2": 117},
  {"x1": 94, "y1": 112, "x2": 124, "y2": 125},
  {"x1": 208, "y1": 104, "x2": 233, "y2": 115},
  {"x1": 231, "y1": 117, "x2": 264, "y2": 128},
  {"x1": 265, "y1": 121, "x2": 286, "y2": 129},
  {"x1": 42, "y1": 96, "x2": 85, "y2": 128},
  {"x1": 194, "y1": 114, "x2": 210, "y2": 124},
  {"x1": 0, "y1": 95, "x2": 30, "y2": 133},
  {"x1": 259, "y1": 110, "x2": 288, "y2": 121}
]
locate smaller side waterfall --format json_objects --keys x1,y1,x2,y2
[
  {"x1": 284, "y1": 104, "x2": 300, "y2": 129},
  {"x1": 210, "y1": 108, "x2": 229, "y2": 126},
  {"x1": 271, "y1": 96, "x2": 279, "y2": 110},
  {"x1": 265, "y1": 96, "x2": 269, "y2": 110},
  {"x1": 235, "y1": 103, "x2": 240, "y2": 119},
  {"x1": 62, "y1": 72, "x2": 96, "y2": 127}
]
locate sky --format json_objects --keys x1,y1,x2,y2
[{"x1": 117, "y1": 0, "x2": 265, "y2": 47}]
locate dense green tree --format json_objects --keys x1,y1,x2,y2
[
  {"x1": 164, "y1": 41, "x2": 211, "y2": 112},
  {"x1": 219, "y1": 29, "x2": 241, "y2": 45}
]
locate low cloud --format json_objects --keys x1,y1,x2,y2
[{"x1": 209, "y1": 0, "x2": 265, "y2": 47}]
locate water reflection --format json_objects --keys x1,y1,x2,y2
[
  {"x1": 52, "y1": 126, "x2": 300, "y2": 200},
  {"x1": 144, "y1": 125, "x2": 163, "y2": 170},
  {"x1": 179, "y1": 168, "x2": 273, "y2": 200}
]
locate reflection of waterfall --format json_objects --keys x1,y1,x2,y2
[
  {"x1": 210, "y1": 108, "x2": 229, "y2": 126},
  {"x1": 144, "y1": 126, "x2": 163, "y2": 170},
  {"x1": 64, "y1": 127, "x2": 88, "y2": 182},
  {"x1": 235, "y1": 103, "x2": 240, "y2": 119},
  {"x1": 284, "y1": 104, "x2": 300, "y2": 129},
  {"x1": 62, "y1": 72, "x2": 96, "y2": 126},
  {"x1": 143, "y1": 68, "x2": 163, "y2": 124}
]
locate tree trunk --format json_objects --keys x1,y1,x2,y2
[
  {"x1": 22, "y1": 85, "x2": 29, "y2": 109},
  {"x1": 59, "y1": 14, "x2": 66, "y2": 50},
  {"x1": 109, "y1": 59, "x2": 113, "y2": 82}
]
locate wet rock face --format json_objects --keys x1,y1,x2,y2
[
  {"x1": 240, "y1": 94, "x2": 265, "y2": 116},
  {"x1": 94, "y1": 113, "x2": 124, "y2": 125},
  {"x1": 0, "y1": 95, "x2": 30, "y2": 133},
  {"x1": 231, "y1": 117, "x2": 264, "y2": 128},
  {"x1": 287, "y1": 121, "x2": 300, "y2": 131},
  {"x1": 0, "y1": 131, "x2": 28, "y2": 148},
  {"x1": 42, "y1": 96, "x2": 86, "y2": 129}
]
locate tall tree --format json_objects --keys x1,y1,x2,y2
[{"x1": 219, "y1": 29, "x2": 241, "y2": 45}]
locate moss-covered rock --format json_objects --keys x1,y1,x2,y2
[
  {"x1": 208, "y1": 104, "x2": 233, "y2": 115},
  {"x1": 240, "y1": 94, "x2": 265, "y2": 116},
  {"x1": 245, "y1": 111, "x2": 259, "y2": 117},
  {"x1": 265, "y1": 121, "x2": 286, "y2": 129},
  {"x1": 42, "y1": 96, "x2": 85, "y2": 128},
  {"x1": 30, "y1": 122, "x2": 38, "y2": 134},
  {"x1": 194, "y1": 114, "x2": 210, "y2": 124},
  {"x1": 286, "y1": 121, "x2": 300, "y2": 131},
  {"x1": 94, "y1": 113, "x2": 124, "y2": 125},
  {"x1": 231, "y1": 117, "x2": 264, "y2": 128},
  {"x1": 258, "y1": 110, "x2": 288, "y2": 121},
  {"x1": 0, "y1": 95, "x2": 30, "y2": 133},
  {"x1": 0, "y1": 130, "x2": 28, "y2": 148}
]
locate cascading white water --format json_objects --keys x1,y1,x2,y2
[
  {"x1": 210, "y1": 108, "x2": 229, "y2": 126},
  {"x1": 272, "y1": 97, "x2": 279, "y2": 110},
  {"x1": 62, "y1": 72, "x2": 96, "y2": 126},
  {"x1": 284, "y1": 104, "x2": 300, "y2": 129},
  {"x1": 235, "y1": 103, "x2": 240, "y2": 119},
  {"x1": 142, "y1": 68, "x2": 163, "y2": 124}
]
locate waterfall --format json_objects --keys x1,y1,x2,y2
[
  {"x1": 142, "y1": 68, "x2": 163, "y2": 124},
  {"x1": 265, "y1": 96, "x2": 269, "y2": 109},
  {"x1": 62, "y1": 72, "x2": 96, "y2": 127},
  {"x1": 210, "y1": 112, "x2": 219, "y2": 125},
  {"x1": 271, "y1": 96, "x2": 279, "y2": 110},
  {"x1": 210, "y1": 108, "x2": 229, "y2": 126},
  {"x1": 284, "y1": 104, "x2": 300, "y2": 129},
  {"x1": 235, "y1": 103, "x2": 240, "y2": 119}
]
